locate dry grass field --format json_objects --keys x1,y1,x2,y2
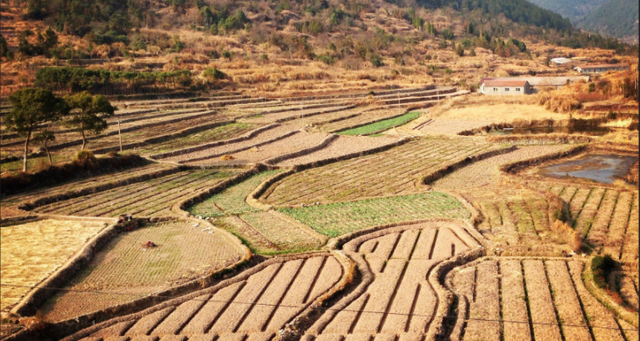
[
  {"x1": 0, "y1": 219, "x2": 108, "y2": 311},
  {"x1": 41, "y1": 219, "x2": 245, "y2": 322}
]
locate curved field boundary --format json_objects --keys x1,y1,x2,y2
[
  {"x1": 271, "y1": 105, "x2": 358, "y2": 124},
  {"x1": 52, "y1": 251, "x2": 352, "y2": 341},
  {"x1": 375, "y1": 87, "x2": 457, "y2": 105},
  {"x1": 289, "y1": 137, "x2": 411, "y2": 173},
  {"x1": 333, "y1": 109, "x2": 414, "y2": 134},
  {"x1": 264, "y1": 134, "x2": 339, "y2": 165},
  {"x1": 247, "y1": 170, "x2": 296, "y2": 211},
  {"x1": 499, "y1": 144, "x2": 587, "y2": 174},
  {"x1": 92, "y1": 119, "x2": 235, "y2": 154},
  {"x1": 422, "y1": 145, "x2": 517, "y2": 185},
  {"x1": 17, "y1": 166, "x2": 183, "y2": 211},
  {"x1": 338, "y1": 111, "x2": 422, "y2": 136},
  {"x1": 10, "y1": 218, "x2": 122, "y2": 316},
  {"x1": 582, "y1": 256, "x2": 639, "y2": 327},
  {"x1": 150, "y1": 124, "x2": 280, "y2": 160},
  {"x1": 486, "y1": 134, "x2": 594, "y2": 145},
  {"x1": 2, "y1": 110, "x2": 221, "y2": 151},
  {"x1": 180, "y1": 130, "x2": 301, "y2": 164}
]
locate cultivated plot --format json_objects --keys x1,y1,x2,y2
[
  {"x1": 448, "y1": 258, "x2": 636, "y2": 341},
  {"x1": 279, "y1": 192, "x2": 470, "y2": 237},
  {"x1": 1, "y1": 219, "x2": 108, "y2": 311},
  {"x1": 60, "y1": 255, "x2": 344, "y2": 340},
  {"x1": 32, "y1": 169, "x2": 237, "y2": 218},
  {"x1": 305, "y1": 222, "x2": 480, "y2": 340},
  {"x1": 42, "y1": 219, "x2": 245, "y2": 322},
  {"x1": 262, "y1": 138, "x2": 505, "y2": 206}
]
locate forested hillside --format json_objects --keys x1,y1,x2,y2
[
  {"x1": 525, "y1": 0, "x2": 607, "y2": 23},
  {"x1": 579, "y1": 0, "x2": 639, "y2": 44}
]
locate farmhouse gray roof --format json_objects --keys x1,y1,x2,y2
[{"x1": 483, "y1": 80, "x2": 529, "y2": 87}]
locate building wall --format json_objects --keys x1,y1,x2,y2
[{"x1": 481, "y1": 84, "x2": 530, "y2": 95}]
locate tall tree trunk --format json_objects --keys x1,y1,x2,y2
[
  {"x1": 23, "y1": 129, "x2": 32, "y2": 172},
  {"x1": 45, "y1": 140, "x2": 52, "y2": 164},
  {"x1": 81, "y1": 129, "x2": 87, "y2": 150}
]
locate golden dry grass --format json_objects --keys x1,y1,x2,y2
[{"x1": 0, "y1": 219, "x2": 108, "y2": 311}]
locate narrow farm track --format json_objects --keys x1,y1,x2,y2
[
  {"x1": 31, "y1": 169, "x2": 238, "y2": 218},
  {"x1": 449, "y1": 258, "x2": 634, "y2": 341},
  {"x1": 262, "y1": 138, "x2": 505, "y2": 206},
  {"x1": 61, "y1": 255, "x2": 345, "y2": 340},
  {"x1": 305, "y1": 222, "x2": 480, "y2": 340}
]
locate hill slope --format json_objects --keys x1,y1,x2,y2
[
  {"x1": 579, "y1": 0, "x2": 639, "y2": 44},
  {"x1": 525, "y1": 0, "x2": 607, "y2": 23}
]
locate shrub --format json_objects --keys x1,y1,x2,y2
[
  {"x1": 74, "y1": 150, "x2": 99, "y2": 169},
  {"x1": 591, "y1": 254, "x2": 616, "y2": 289},
  {"x1": 370, "y1": 54, "x2": 383, "y2": 67}
]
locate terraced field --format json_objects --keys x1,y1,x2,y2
[
  {"x1": 313, "y1": 108, "x2": 407, "y2": 133},
  {"x1": 186, "y1": 131, "x2": 330, "y2": 167},
  {"x1": 1, "y1": 219, "x2": 108, "y2": 311},
  {"x1": 276, "y1": 135, "x2": 401, "y2": 167},
  {"x1": 261, "y1": 138, "x2": 506, "y2": 206},
  {"x1": 42, "y1": 219, "x2": 245, "y2": 322},
  {"x1": 533, "y1": 183, "x2": 639, "y2": 263},
  {"x1": 305, "y1": 222, "x2": 480, "y2": 339},
  {"x1": 32, "y1": 169, "x2": 238, "y2": 218},
  {"x1": 337, "y1": 111, "x2": 422, "y2": 136},
  {"x1": 188, "y1": 170, "x2": 323, "y2": 253},
  {"x1": 279, "y1": 192, "x2": 470, "y2": 237},
  {"x1": 59, "y1": 254, "x2": 344, "y2": 340},
  {"x1": 412, "y1": 119, "x2": 493, "y2": 135},
  {"x1": 448, "y1": 258, "x2": 637, "y2": 341}
]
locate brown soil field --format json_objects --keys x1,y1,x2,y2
[
  {"x1": 448, "y1": 258, "x2": 633, "y2": 341},
  {"x1": 1, "y1": 163, "x2": 178, "y2": 216},
  {"x1": 306, "y1": 222, "x2": 479, "y2": 338},
  {"x1": 411, "y1": 119, "x2": 494, "y2": 135},
  {"x1": 1, "y1": 219, "x2": 108, "y2": 311},
  {"x1": 261, "y1": 138, "x2": 505, "y2": 206},
  {"x1": 41, "y1": 219, "x2": 245, "y2": 322},
  {"x1": 58, "y1": 255, "x2": 343, "y2": 339},
  {"x1": 31, "y1": 169, "x2": 237, "y2": 218},
  {"x1": 186, "y1": 131, "x2": 330, "y2": 167},
  {"x1": 431, "y1": 145, "x2": 571, "y2": 189},
  {"x1": 277, "y1": 135, "x2": 402, "y2": 167}
]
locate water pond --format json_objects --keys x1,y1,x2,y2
[{"x1": 538, "y1": 154, "x2": 638, "y2": 184}]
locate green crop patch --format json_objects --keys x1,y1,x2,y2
[
  {"x1": 188, "y1": 170, "x2": 284, "y2": 217},
  {"x1": 338, "y1": 111, "x2": 421, "y2": 136},
  {"x1": 279, "y1": 192, "x2": 470, "y2": 237}
]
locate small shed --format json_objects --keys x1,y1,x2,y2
[{"x1": 480, "y1": 79, "x2": 531, "y2": 95}]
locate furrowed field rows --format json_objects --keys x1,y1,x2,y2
[
  {"x1": 33, "y1": 169, "x2": 237, "y2": 217},
  {"x1": 43, "y1": 220, "x2": 246, "y2": 322},
  {"x1": 136, "y1": 122, "x2": 260, "y2": 155},
  {"x1": 1, "y1": 163, "x2": 176, "y2": 207},
  {"x1": 277, "y1": 135, "x2": 401, "y2": 167},
  {"x1": 431, "y1": 145, "x2": 571, "y2": 189},
  {"x1": 479, "y1": 198, "x2": 549, "y2": 236},
  {"x1": 262, "y1": 138, "x2": 503, "y2": 206},
  {"x1": 185, "y1": 131, "x2": 330, "y2": 167},
  {"x1": 61, "y1": 255, "x2": 344, "y2": 339},
  {"x1": 305, "y1": 222, "x2": 479, "y2": 340},
  {"x1": 414, "y1": 119, "x2": 493, "y2": 135},
  {"x1": 279, "y1": 192, "x2": 470, "y2": 237},
  {"x1": 449, "y1": 258, "x2": 634, "y2": 341},
  {"x1": 1, "y1": 219, "x2": 108, "y2": 311},
  {"x1": 536, "y1": 183, "x2": 638, "y2": 262},
  {"x1": 162, "y1": 124, "x2": 307, "y2": 163},
  {"x1": 241, "y1": 105, "x2": 355, "y2": 124}
]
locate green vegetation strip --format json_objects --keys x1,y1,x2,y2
[
  {"x1": 188, "y1": 170, "x2": 284, "y2": 217},
  {"x1": 279, "y1": 192, "x2": 470, "y2": 237},
  {"x1": 338, "y1": 111, "x2": 421, "y2": 136}
]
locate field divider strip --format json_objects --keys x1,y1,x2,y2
[
  {"x1": 264, "y1": 134, "x2": 338, "y2": 165},
  {"x1": 181, "y1": 130, "x2": 300, "y2": 164},
  {"x1": 150, "y1": 123, "x2": 280, "y2": 160},
  {"x1": 261, "y1": 259, "x2": 307, "y2": 331}
]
